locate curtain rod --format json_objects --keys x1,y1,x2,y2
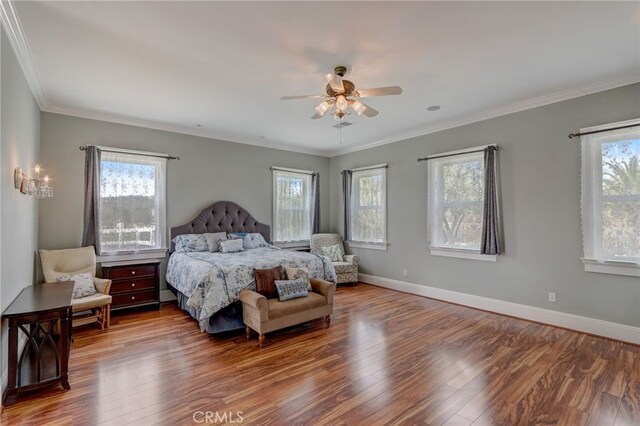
[
  {"x1": 341, "y1": 163, "x2": 388, "y2": 174},
  {"x1": 417, "y1": 145, "x2": 498, "y2": 162},
  {"x1": 270, "y1": 166, "x2": 318, "y2": 176},
  {"x1": 568, "y1": 123, "x2": 639, "y2": 139},
  {"x1": 79, "y1": 145, "x2": 180, "y2": 160}
]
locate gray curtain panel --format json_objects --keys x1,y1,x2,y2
[
  {"x1": 81, "y1": 145, "x2": 101, "y2": 254},
  {"x1": 342, "y1": 170, "x2": 353, "y2": 241},
  {"x1": 311, "y1": 173, "x2": 320, "y2": 234},
  {"x1": 481, "y1": 146, "x2": 501, "y2": 255}
]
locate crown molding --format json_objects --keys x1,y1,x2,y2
[
  {"x1": 0, "y1": 0, "x2": 47, "y2": 109},
  {"x1": 326, "y1": 73, "x2": 640, "y2": 157},
  {"x1": 43, "y1": 104, "x2": 330, "y2": 157}
]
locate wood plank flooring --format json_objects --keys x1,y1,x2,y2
[{"x1": 1, "y1": 283, "x2": 638, "y2": 425}]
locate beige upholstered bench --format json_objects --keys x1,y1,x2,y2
[{"x1": 239, "y1": 278, "x2": 336, "y2": 347}]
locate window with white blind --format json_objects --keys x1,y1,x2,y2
[
  {"x1": 99, "y1": 151, "x2": 167, "y2": 254},
  {"x1": 350, "y1": 167, "x2": 387, "y2": 245},
  {"x1": 427, "y1": 150, "x2": 485, "y2": 252},
  {"x1": 580, "y1": 119, "x2": 640, "y2": 276},
  {"x1": 272, "y1": 169, "x2": 313, "y2": 243}
]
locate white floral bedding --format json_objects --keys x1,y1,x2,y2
[{"x1": 166, "y1": 246, "x2": 337, "y2": 331}]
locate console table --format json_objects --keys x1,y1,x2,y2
[{"x1": 2, "y1": 282, "x2": 73, "y2": 405}]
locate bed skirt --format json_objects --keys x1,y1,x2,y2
[{"x1": 168, "y1": 284, "x2": 245, "y2": 334}]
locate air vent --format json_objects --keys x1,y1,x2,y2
[{"x1": 333, "y1": 122, "x2": 352, "y2": 129}]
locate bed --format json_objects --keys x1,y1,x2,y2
[{"x1": 166, "y1": 201, "x2": 337, "y2": 333}]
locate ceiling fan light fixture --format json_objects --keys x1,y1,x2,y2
[
  {"x1": 315, "y1": 101, "x2": 331, "y2": 116},
  {"x1": 351, "y1": 100, "x2": 366, "y2": 116},
  {"x1": 335, "y1": 95, "x2": 348, "y2": 112}
]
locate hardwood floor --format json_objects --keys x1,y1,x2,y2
[{"x1": 2, "y1": 283, "x2": 638, "y2": 425}]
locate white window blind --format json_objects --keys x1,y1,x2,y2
[
  {"x1": 581, "y1": 119, "x2": 640, "y2": 266},
  {"x1": 428, "y1": 151, "x2": 485, "y2": 251},
  {"x1": 99, "y1": 151, "x2": 167, "y2": 254},
  {"x1": 273, "y1": 170, "x2": 312, "y2": 243},
  {"x1": 350, "y1": 167, "x2": 387, "y2": 243}
]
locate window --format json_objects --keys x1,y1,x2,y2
[
  {"x1": 427, "y1": 148, "x2": 494, "y2": 260},
  {"x1": 272, "y1": 169, "x2": 313, "y2": 243},
  {"x1": 99, "y1": 151, "x2": 167, "y2": 254},
  {"x1": 581, "y1": 119, "x2": 639, "y2": 276},
  {"x1": 350, "y1": 166, "x2": 387, "y2": 246}
]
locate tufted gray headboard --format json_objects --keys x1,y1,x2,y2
[{"x1": 170, "y1": 201, "x2": 271, "y2": 253}]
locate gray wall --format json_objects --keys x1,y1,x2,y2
[
  {"x1": 38, "y1": 113, "x2": 331, "y2": 288},
  {"x1": 1, "y1": 27, "x2": 41, "y2": 378},
  {"x1": 329, "y1": 84, "x2": 640, "y2": 328}
]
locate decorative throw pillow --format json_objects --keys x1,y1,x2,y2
[
  {"x1": 173, "y1": 234, "x2": 209, "y2": 252},
  {"x1": 254, "y1": 266, "x2": 284, "y2": 299},
  {"x1": 249, "y1": 233, "x2": 269, "y2": 247},
  {"x1": 204, "y1": 232, "x2": 228, "y2": 252},
  {"x1": 284, "y1": 266, "x2": 312, "y2": 291},
  {"x1": 230, "y1": 232, "x2": 249, "y2": 238},
  {"x1": 57, "y1": 272, "x2": 97, "y2": 299},
  {"x1": 275, "y1": 278, "x2": 309, "y2": 302},
  {"x1": 321, "y1": 244, "x2": 343, "y2": 262},
  {"x1": 219, "y1": 238, "x2": 245, "y2": 253},
  {"x1": 242, "y1": 234, "x2": 256, "y2": 250}
]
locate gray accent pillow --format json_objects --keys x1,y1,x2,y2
[
  {"x1": 204, "y1": 232, "x2": 228, "y2": 252},
  {"x1": 274, "y1": 278, "x2": 309, "y2": 301},
  {"x1": 57, "y1": 272, "x2": 97, "y2": 299},
  {"x1": 219, "y1": 238, "x2": 245, "y2": 253},
  {"x1": 173, "y1": 234, "x2": 209, "y2": 252},
  {"x1": 249, "y1": 233, "x2": 269, "y2": 247}
]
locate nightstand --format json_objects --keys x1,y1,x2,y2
[{"x1": 101, "y1": 260, "x2": 161, "y2": 311}]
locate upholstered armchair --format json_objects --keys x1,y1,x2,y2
[
  {"x1": 310, "y1": 233, "x2": 359, "y2": 284},
  {"x1": 39, "y1": 246, "x2": 112, "y2": 329}
]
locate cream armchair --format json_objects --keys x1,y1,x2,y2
[
  {"x1": 39, "y1": 246, "x2": 112, "y2": 329},
  {"x1": 310, "y1": 233, "x2": 359, "y2": 284}
]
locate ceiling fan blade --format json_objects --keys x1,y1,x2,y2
[
  {"x1": 325, "y1": 73, "x2": 344, "y2": 92},
  {"x1": 311, "y1": 113, "x2": 322, "y2": 119},
  {"x1": 280, "y1": 94, "x2": 327, "y2": 100},
  {"x1": 362, "y1": 103, "x2": 379, "y2": 117},
  {"x1": 355, "y1": 86, "x2": 403, "y2": 98}
]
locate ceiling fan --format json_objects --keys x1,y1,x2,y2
[{"x1": 281, "y1": 66, "x2": 402, "y2": 121}]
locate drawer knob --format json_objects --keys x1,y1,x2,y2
[
  {"x1": 131, "y1": 271, "x2": 136, "y2": 275},
  {"x1": 132, "y1": 296, "x2": 136, "y2": 300},
  {"x1": 131, "y1": 283, "x2": 136, "y2": 287}
]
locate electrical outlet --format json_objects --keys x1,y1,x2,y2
[
  {"x1": 403, "y1": 269, "x2": 408, "y2": 277},
  {"x1": 548, "y1": 292, "x2": 556, "y2": 303}
]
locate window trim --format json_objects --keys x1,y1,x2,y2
[
  {"x1": 98, "y1": 149, "x2": 168, "y2": 256},
  {"x1": 580, "y1": 118, "x2": 640, "y2": 275},
  {"x1": 348, "y1": 165, "x2": 388, "y2": 245},
  {"x1": 427, "y1": 146, "x2": 488, "y2": 255},
  {"x1": 271, "y1": 167, "x2": 314, "y2": 244}
]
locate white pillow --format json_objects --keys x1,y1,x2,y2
[
  {"x1": 249, "y1": 233, "x2": 269, "y2": 247},
  {"x1": 57, "y1": 272, "x2": 97, "y2": 299},
  {"x1": 219, "y1": 238, "x2": 245, "y2": 253},
  {"x1": 204, "y1": 232, "x2": 228, "y2": 252}
]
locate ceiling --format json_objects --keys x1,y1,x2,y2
[{"x1": 7, "y1": 1, "x2": 640, "y2": 156}]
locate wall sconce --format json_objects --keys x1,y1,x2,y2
[{"x1": 14, "y1": 165, "x2": 53, "y2": 198}]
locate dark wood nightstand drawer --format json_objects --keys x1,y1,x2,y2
[
  {"x1": 112, "y1": 289, "x2": 156, "y2": 307},
  {"x1": 111, "y1": 277, "x2": 156, "y2": 294},
  {"x1": 108, "y1": 264, "x2": 157, "y2": 280}
]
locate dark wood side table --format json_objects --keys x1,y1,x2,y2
[
  {"x1": 102, "y1": 260, "x2": 161, "y2": 311},
  {"x1": 2, "y1": 282, "x2": 74, "y2": 405}
]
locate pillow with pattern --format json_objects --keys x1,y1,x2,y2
[
  {"x1": 274, "y1": 278, "x2": 309, "y2": 302},
  {"x1": 284, "y1": 266, "x2": 312, "y2": 291},
  {"x1": 249, "y1": 233, "x2": 269, "y2": 247},
  {"x1": 321, "y1": 244, "x2": 343, "y2": 262},
  {"x1": 219, "y1": 238, "x2": 245, "y2": 253},
  {"x1": 57, "y1": 272, "x2": 97, "y2": 299},
  {"x1": 204, "y1": 232, "x2": 228, "y2": 252},
  {"x1": 173, "y1": 234, "x2": 209, "y2": 252}
]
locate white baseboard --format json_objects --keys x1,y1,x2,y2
[
  {"x1": 359, "y1": 274, "x2": 640, "y2": 345},
  {"x1": 160, "y1": 289, "x2": 177, "y2": 302}
]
